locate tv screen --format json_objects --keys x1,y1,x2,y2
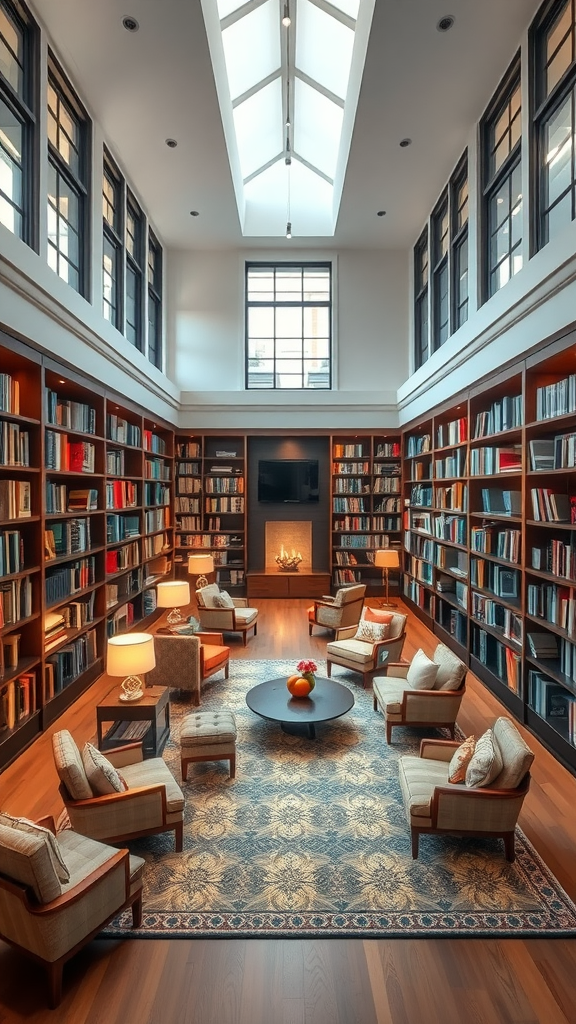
[{"x1": 258, "y1": 460, "x2": 319, "y2": 503}]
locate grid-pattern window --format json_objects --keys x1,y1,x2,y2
[
  {"x1": 147, "y1": 229, "x2": 162, "y2": 369},
  {"x1": 125, "y1": 191, "x2": 143, "y2": 348},
  {"x1": 0, "y1": 0, "x2": 37, "y2": 244},
  {"x1": 246, "y1": 263, "x2": 331, "y2": 390},
  {"x1": 102, "y1": 151, "x2": 122, "y2": 329},
  {"x1": 414, "y1": 230, "x2": 429, "y2": 369},
  {"x1": 533, "y1": 0, "x2": 576, "y2": 249},
  {"x1": 431, "y1": 194, "x2": 449, "y2": 351},
  {"x1": 451, "y1": 158, "x2": 469, "y2": 330},
  {"x1": 481, "y1": 58, "x2": 522, "y2": 299},
  {"x1": 47, "y1": 56, "x2": 89, "y2": 294}
]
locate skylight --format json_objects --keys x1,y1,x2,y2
[{"x1": 201, "y1": 0, "x2": 375, "y2": 237}]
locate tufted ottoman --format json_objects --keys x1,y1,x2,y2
[{"x1": 180, "y1": 710, "x2": 237, "y2": 780}]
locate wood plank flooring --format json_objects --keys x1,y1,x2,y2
[{"x1": 1, "y1": 598, "x2": 576, "y2": 1023}]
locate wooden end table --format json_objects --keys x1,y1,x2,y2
[{"x1": 96, "y1": 685, "x2": 170, "y2": 758}]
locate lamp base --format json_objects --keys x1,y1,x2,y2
[
  {"x1": 379, "y1": 599, "x2": 398, "y2": 608},
  {"x1": 196, "y1": 573, "x2": 209, "y2": 589},
  {"x1": 166, "y1": 607, "x2": 184, "y2": 626},
  {"x1": 119, "y1": 675, "x2": 145, "y2": 702}
]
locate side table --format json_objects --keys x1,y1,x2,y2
[{"x1": 96, "y1": 685, "x2": 170, "y2": 758}]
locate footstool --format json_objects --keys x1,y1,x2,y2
[{"x1": 180, "y1": 710, "x2": 237, "y2": 780}]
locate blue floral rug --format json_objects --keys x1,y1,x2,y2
[{"x1": 104, "y1": 660, "x2": 576, "y2": 938}]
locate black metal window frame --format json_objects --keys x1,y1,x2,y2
[
  {"x1": 431, "y1": 190, "x2": 449, "y2": 352},
  {"x1": 47, "y1": 52, "x2": 90, "y2": 296},
  {"x1": 245, "y1": 262, "x2": 332, "y2": 391},
  {"x1": 451, "y1": 153, "x2": 469, "y2": 331},
  {"x1": 147, "y1": 228, "x2": 162, "y2": 370},
  {"x1": 480, "y1": 54, "x2": 523, "y2": 302},
  {"x1": 125, "y1": 188, "x2": 144, "y2": 349},
  {"x1": 102, "y1": 148, "x2": 123, "y2": 331},
  {"x1": 0, "y1": 0, "x2": 38, "y2": 248},
  {"x1": 531, "y1": 0, "x2": 576, "y2": 252},
  {"x1": 414, "y1": 228, "x2": 429, "y2": 370}
]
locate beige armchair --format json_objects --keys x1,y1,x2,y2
[
  {"x1": 398, "y1": 717, "x2": 534, "y2": 861},
  {"x1": 52, "y1": 729, "x2": 185, "y2": 852},
  {"x1": 326, "y1": 610, "x2": 407, "y2": 687},
  {"x1": 308, "y1": 583, "x2": 366, "y2": 636},
  {"x1": 147, "y1": 632, "x2": 230, "y2": 705},
  {"x1": 373, "y1": 643, "x2": 467, "y2": 743},
  {"x1": 0, "y1": 814, "x2": 143, "y2": 1007},
  {"x1": 196, "y1": 583, "x2": 258, "y2": 645}
]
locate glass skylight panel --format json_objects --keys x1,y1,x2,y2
[
  {"x1": 234, "y1": 78, "x2": 283, "y2": 179},
  {"x1": 328, "y1": 0, "x2": 360, "y2": 19},
  {"x1": 216, "y1": 0, "x2": 250, "y2": 19},
  {"x1": 221, "y1": 0, "x2": 280, "y2": 101},
  {"x1": 294, "y1": 80, "x2": 342, "y2": 179},
  {"x1": 296, "y1": 0, "x2": 355, "y2": 100}
]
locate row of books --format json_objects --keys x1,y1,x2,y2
[
  {"x1": 333, "y1": 478, "x2": 369, "y2": 494},
  {"x1": 336, "y1": 534, "x2": 389, "y2": 549},
  {"x1": 408, "y1": 555, "x2": 433, "y2": 585},
  {"x1": 435, "y1": 545, "x2": 468, "y2": 577},
  {"x1": 106, "y1": 448, "x2": 126, "y2": 476},
  {"x1": 473, "y1": 395, "x2": 522, "y2": 437},
  {"x1": 373, "y1": 477, "x2": 400, "y2": 493},
  {"x1": 333, "y1": 516, "x2": 371, "y2": 531},
  {"x1": 46, "y1": 630, "x2": 97, "y2": 692},
  {"x1": 45, "y1": 518, "x2": 92, "y2": 559},
  {"x1": 410, "y1": 484, "x2": 433, "y2": 507},
  {"x1": 175, "y1": 462, "x2": 200, "y2": 476},
  {"x1": 46, "y1": 390, "x2": 96, "y2": 434},
  {"x1": 470, "y1": 559, "x2": 519, "y2": 598},
  {"x1": 143, "y1": 430, "x2": 166, "y2": 455},
  {"x1": 144, "y1": 533, "x2": 170, "y2": 558},
  {"x1": 530, "y1": 488, "x2": 575, "y2": 523},
  {"x1": 46, "y1": 484, "x2": 98, "y2": 514},
  {"x1": 0, "y1": 479, "x2": 31, "y2": 520},
  {"x1": 174, "y1": 497, "x2": 200, "y2": 513},
  {"x1": 405, "y1": 532, "x2": 433, "y2": 561},
  {"x1": 45, "y1": 432, "x2": 95, "y2": 473},
  {"x1": 409, "y1": 459, "x2": 432, "y2": 481},
  {"x1": 481, "y1": 488, "x2": 522, "y2": 515},
  {"x1": 0, "y1": 373, "x2": 20, "y2": 415},
  {"x1": 435, "y1": 450, "x2": 467, "y2": 478},
  {"x1": 107, "y1": 602, "x2": 136, "y2": 637},
  {"x1": 45, "y1": 556, "x2": 96, "y2": 604},
  {"x1": 176, "y1": 442, "x2": 201, "y2": 458},
  {"x1": 437, "y1": 604, "x2": 468, "y2": 645},
  {"x1": 435, "y1": 483, "x2": 467, "y2": 511},
  {"x1": 144, "y1": 457, "x2": 170, "y2": 481},
  {"x1": 332, "y1": 496, "x2": 366, "y2": 513},
  {"x1": 470, "y1": 524, "x2": 521, "y2": 562},
  {"x1": 0, "y1": 530, "x2": 24, "y2": 578},
  {"x1": 216, "y1": 568, "x2": 244, "y2": 586},
  {"x1": 0, "y1": 575, "x2": 32, "y2": 626},
  {"x1": 0, "y1": 672, "x2": 36, "y2": 731},
  {"x1": 105, "y1": 567, "x2": 143, "y2": 608},
  {"x1": 205, "y1": 496, "x2": 244, "y2": 513},
  {"x1": 436, "y1": 417, "x2": 467, "y2": 448},
  {"x1": 106, "y1": 541, "x2": 140, "y2": 575},
  {"x1": 527, "y1": 581, "x2": 576, "y2": 636},
  {"x1": 106, "y1": 514, "x2": 140, "y2": 543},
  {"x1": 433, "y1": 513, "x2": 466, "y2": 544},
  {"x1": 145, "y1": 508, "x2": 170, "y2": 533},
  {"x1": 204, "y1": 477, "x2": 244, "y2": 493},
  {"x1": 406, "y1": 434, "x2": 431, "y2": 457},
  {"x1": 106, "y1": 480, "x2": 138, "y2": 509},
  {"x1": 332, "y1": 443, "x2": 366, "y2": 457},
  {"x1": 176, "y1": 477, "x2": 201, "y2": 494},
  {"x1": 0, "y1": 420, "x2": 29, "y2": 467},
  {"x1": 536, "y1": 373, "x2": 576, "y2": 421},
  {"x1": 332, "y1": 461, "x2": 370, "y2": 474},
  {"x1": 472, "y1": 627, "x2": 521, "y2": 693},
  {"x1": 106, "y1": 414, "x2": 141, "y2": 447},
  {"x1": 532, "y1": 539, "x2": 576, "y2": 580},
  {"x1": 144, "y1": 481, "x2": 170, "y2": 506},
  {"x1": 471, "y1": 594, "x2": 522, "y2": 644},
  {"x1": 375, "y1": 442, "x2": 401, "y2": 457},
  {"x1": 528, "y1": 670, "x2": 576, "y2": 741},
  {"x1": 470, "y1": 445, "x2": 522, "y2": 475}
]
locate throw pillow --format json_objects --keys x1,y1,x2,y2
[
  {"x1": 52, "y1": 729, "x2": 93, "y2": 801},
  {"x1": 433, "y1": 643, "x2": 467, "y2": 691},
  {"x1": 0, "y1": 812, "x2": 70, "y2": 883},
  {"x1": 465, "y1": 729, "x2": 503, "y2": 788},
  {"x1": 198, "y1": 583, "x2": 220, "y2": 608},
  {"x1": 406, "y1": 648, "x2": 439, "y2": 690},
  {"x1": 354, "y1": 619, "x2": 389, "y2": 642},
  {"x1": 491, "y1": 716, "x2": 535, "y2": 789},
  {"x1": 213, "y1": 590, "x2": 235, "y2": 609},
  {"x1": 82, "y1": 742, "x2": 128, "y2": 796},
  {"x1": 363, "y1": 608, "x2": 394, "y2": 625},
  {"x1": 447, "y1": 735, "x2": 476, "y2": 784}
]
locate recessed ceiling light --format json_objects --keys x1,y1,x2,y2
[
  {"x1": 377, "y1": 210, "x2": 386, "y2": 217},
  {"x1": 122, "y1": 16, "x2": 139, "y2": 32},
  {"x1": 190, "y1": 210, "x2": 199, "y2": 217},
  {"x1": 399, "y1": 138, "x2": 412, "y2": 148},
  {"x1": 165, "y1": 138, "x2": 177, "y2": 148},
  {"x1": 437, "y1": 15, "x2": 455, "y2": 32}
]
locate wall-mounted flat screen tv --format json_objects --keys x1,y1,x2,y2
[{"x1": 258, "y1": 460, "x2": 319, "y2": 503}]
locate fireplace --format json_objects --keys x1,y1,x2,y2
[{"x1": 265, "y1": 521, "x2": 312, "y2": 572}]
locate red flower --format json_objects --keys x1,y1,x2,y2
[{"x1": 296, "y1": 659, "x2": 317, "y2": 674}]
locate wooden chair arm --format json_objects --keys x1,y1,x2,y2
[
  {"x1": 105, "y1": 742, "x2": 145, "y2": 768},
  {"x1": 419, "y1": 738, "x2": 460, "y2": 761},
  {"x1": 195, "y1": 631, "x2": 224, "y2": 645},
  {"x1": 29, "y1": 850, "x2": 130, "y2": 916}
]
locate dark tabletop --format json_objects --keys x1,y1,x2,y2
[{"x1": 246, "y1": 676, "x2": 354, "y2": 725}]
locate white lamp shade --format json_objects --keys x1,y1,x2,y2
[
  {"x1": 374, "y1": 549, "x2": 400, "y2": 569},
  {"x1": 156, "y1": 580, "x2": 190, "y2": 609},
  {"x1": 188, "y1": 554, "x2": 215, "y2": 575},
  {"x1": 107, "y1": 633, "x2": 156, "y2": 676}
]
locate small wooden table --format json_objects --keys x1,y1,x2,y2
[
  {"x1": 246, "y1": 676, "x2": 354, "y2": 739},
  {"x1": 96, "y1": 685, "x2": 170, "y2": 758}
]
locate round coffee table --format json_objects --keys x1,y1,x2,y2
[{"x1": 245, "y1": 676, "x2": 354, "y2": 739}]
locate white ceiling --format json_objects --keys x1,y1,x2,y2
[{"x1": 31, "y1": 0, "x2": 539, "y2": 252}]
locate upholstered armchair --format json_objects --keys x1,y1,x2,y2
[
  {"x1": 147, "y1": 632, "x2": 230, "y2": 705},
  {"x1": 326, "y1": 609, "x2": 407, "y2": 688},
  {"x1": 52, "y1": 729, "x2": 185, "y2": 852},
  {"x1": 308, "y1": 583, "x2": 366, "y2": 636},
  {"x1": 398, "y1": 716, "x2": 534, "y2": 861},
  {"x1": 196, "y1": 583, "x2": 258, "y2": 645},
  {"x1": 0, "y1": 814, "x2": 144, "y2": 1007},
  {"x1": 373, "y1": 643, "x2": 467, "y2": 743}
]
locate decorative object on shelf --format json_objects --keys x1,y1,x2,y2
[
  {"x1": 287, "y1": 659, "x2": 317, "y2": 697},
  {"x1": 156, "y1": 580, "x2": 191, "y2": 627},
  {"x1": 187, "y1": 553, "x2": 215, "y2": 589},
  {"x1": 275, "y1": 545, "x2": 303, "y2": 572},
  {"x1": 106, "y1": 633, "x2": 156, "y2": 702},
  {"x1": 169, "y1": 615, "x2": 201, "y2": 636},
  {"x1": 374, "y1": 548, "x2": 400, "y2": 607}
]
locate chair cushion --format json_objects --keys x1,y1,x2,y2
[
  {"x1": 52, "y1": 730, "x2": 93, "y2": 801},
  {"x1": 388, "y1": 612, "x2": 407, "y2": 639},
  {"x1": 181, "y1": 710, "x2": 237, "y2": 747},
  {"x1": 0, "y1": 813, "x2": 70, "y2": 883},
  {"x1": 234, "y1": 607, "x2": 258, "y2": 625},
  {"x1": 372, "y1": 677, "x2": 408, "y2": 715},
  {"x1": 465, "y1": 729, "x2": 503, "y2": 788},
  {"x1": 203, "y1": 645, "x2": 230, "y2": 674},
  {"x1": 120, "y1": 758, "x2": 185, "y2": 813},
  {"x1": 197, "y1": 583, "x2": 221, "y2": 608},
  {"x1": 0, "y1": 822, "x2": 62, "y2": 903},
  {"x1": 354, "y1": 619, "x2": 389, "y2": 642},
  {"x1": 433, "y1": 644, "x2": 466, "y2": 691},
  {"x1": 398, "y1": 755, "x2": 450, "y2": 819},
  {"x1": 82, "y1": 742, "x2": 127, "y2": 795},
  {"x1": 214, "y1": 590, "x2": 235, "y2": 608},
  {"x1": 327, "y1": 638, "x2": 374, "y2": 665},
  {"x1": 448, "y1": 735, "x2": 476, "y2": 784},
  {"x1": 406, "y1": 649, "x2": 439, "y2": 690},
  {"x1": 363, "y1": 608, "x2": 394, "y2": 624},
  {"x1": 492, "y1": 716, "x2": 534, "y2": 789}
]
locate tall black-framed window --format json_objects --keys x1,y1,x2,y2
[
  {"x1": 125, "y1": 190, "x2": 143, "y2": 349},
  {"x1": 414, "y1": 229, "x2": 429, "y2": 369},
  {"x1": 431, "y1": 192, "x2": 449, "y2": 351},
  {"x1": 532, "y1": 0, "x2": 576, "y2": 250},
  {"x1": 47, "y1": 54, "x2": 89, "y2": 295},
  {"x1": 147, "y1": 229, "x2": 162, "y2": 369},
  {"x1": 245, "y1": 263, "x2": 331, "y2": 390},
  {"x1": 481, "y1": 56, "x2": 522, "y2": 300},
  {"x1": 102, "y1": 149, "x2": 122, "y2": 329},
  {"x1": 451, "y1": 156, "x2": 469, "y2": 330},
  {"x1": 0, "y1": 0, "x2": 37, "y2": 246}
]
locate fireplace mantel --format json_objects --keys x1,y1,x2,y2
[{"x1": 246, "y1": 571, "x2": 331, "y2": 599}]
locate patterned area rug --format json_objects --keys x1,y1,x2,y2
[{"x1": 104, "y1": 660, "x2": 576, "y2": 938}]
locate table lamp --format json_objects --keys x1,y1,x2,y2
[
  {"x1": 156, "y1": 580, "x2": 191, "y2": 627},
  {"x1": 107, "y1": 632, "x2": 156, "y2": 702},
  {"x1": 374, "y1": 548, "x2": 400, "y2": 607},
  {"x1": 188, "y1": 553, "x2": 214, "y2": 589}
]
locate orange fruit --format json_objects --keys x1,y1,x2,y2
[
  {"x1": 287, "y1": 674, "x2": 301, "y2": 687},
  {"x1": 287, "y1": 676, "x2": 312, "y2": 697}
]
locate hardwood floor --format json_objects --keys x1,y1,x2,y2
[{"x1": 1, "y1": 598, "x2": 576, "y2": 1023}]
